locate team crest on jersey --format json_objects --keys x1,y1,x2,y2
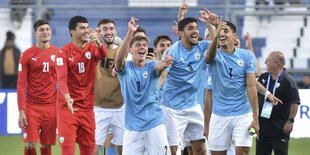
[
  {"x1": 85, "y1": 52, "x2": 91, "y2": 59},
  {"x1": 194, "y1": 52, "x2": 201, "y2": 60},
  {"x1": 207, "y1": 76, "x2": 212, "y2": 85},
  {"x1": 18, "y1": 63, "x2": 22, "y2": 71},
  {"x1": 237, "y1": 59, "x2": 244, "y2": 67},
  {"x1": 57, "y1": 58, "x2": 64, "y2": 66},
  {"x1": 59, "y1": 137, "x2": 64, "y2": 143},
  {"x1": 23, "y1": 133, "x2": 27, "y2": 139},
  {"x1": 143, "y1": 71, "x2": 148, "y2": 78},
  {"x1": 51, "y1": 55, "x2": 55, "y2": 62}
]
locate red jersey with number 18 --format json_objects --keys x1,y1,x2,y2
[
  {"x1": 56, "y1": 42, "x2": 107, "y2": 111},
  {"x1": 17, "y1": 45, "x2": 59, "y2": 110}
]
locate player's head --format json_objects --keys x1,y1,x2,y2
[
  {"x1": 129, "y1": 36, "x2": 149, "y2": 62},
  {"x1": 68, "y1": 16, "x2": 89, "y2": 42},
  {"x1": 178, "y1": 17, "x2": 199, "y2": 46},
  {"x1": 218, "y1": 21, "x2": 237, "y2": 47},
  {"x1": 153, "y1": 34, "x2": 172, "y2": 59},
  {"x1": 5, "y1": 31, "x2": 15, "y2": 48},
  {"x1": 34, "y1": 19, "x2": 51, "y2": 43},
  {"x1": 265, "y1": 51, "x2": 285, "y2": 72},
  {"x1": 97, "y1": 18, "x2": 117, "y2": 45},
  {"x1": 133, "y1": 26, "x2": 146, "y2": 37}
]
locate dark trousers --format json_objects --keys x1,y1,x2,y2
[
  {"x1": 1, "y1": 75, "x2": 17, "y2": 89},
  {"x1": 256, "y1": 136, "x2": 289, "y2": 155}
]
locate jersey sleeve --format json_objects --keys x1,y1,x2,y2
[
  {"x1": 245, "y1": 51, "x2": 257, "y2": 74},
  {"x1": 17, "y1": 53, "x2": 29, "y2": 110},
  {"x1": 92, "y1": 43, "x2": 108, "y2": 60},
  {"x1": 55, "y1": 49, "x2": 69, "y2": 96},
  {"x1": 205, "y1": 69, "x2": 212, "y2": 90}
]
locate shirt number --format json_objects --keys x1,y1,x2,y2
[
  {"x1": 229, "y1": 68, "x2": 232, "y2": 78},
  {"x1": 43, "y1": 62, "x2": 49, "y2": 72},
  {"x1": 78, "y1": 62, "x2": 85, "y2": 74},
  {"x1": 137, "y1": 81, "x2": 141, "y2": 92}
]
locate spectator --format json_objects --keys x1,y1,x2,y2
[
  {"x1": 300, "y1": 74, "x2": 310, "y2": 89},
  {"x1": 0, "y1": 31, "x2": 21, "y2": 89}
]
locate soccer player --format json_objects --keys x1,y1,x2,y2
[
  {"x1": 93, "y1": 18, "x2": 124, "y2": 155},
  {"x1": 55, "y1": 16, "x2": 108, "y2": 155},
  {"x1": 160, "y1": 9, "x2": 219, "y2": 154},
  {"x1": 17, "y1": 19, "x2": 58, "y2": 155},
  {"x1": 205, "y1": 18, "x2": 259, "y2": 155},
  {"x1": 115, "y1": 17, "x2": 174, "y2": 154}
]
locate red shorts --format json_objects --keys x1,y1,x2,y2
[
  {"x1": 57, "y1": 107, "x2": 96, "y2": 147},
  {"x1": 23, "y1": 103, "x2": 57, "y2": 145}
]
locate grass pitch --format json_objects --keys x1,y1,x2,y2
[{"x1": 0, "y1": 135, "x2": 309, "y2": 154}]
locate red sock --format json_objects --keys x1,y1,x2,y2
[
  {"x1": 40, "y1": 147, "x2": 51, "y2": 155},
  {"x1": 79, "y1": 144, "x2": 94, "y2": 155},
  {"x1": 24, "y1": 146, "x2": 37, "y2": 155},
  {"x1": 61, "y1": 146, "x2": 75, "y2": 155}
]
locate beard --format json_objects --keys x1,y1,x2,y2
[
  {"x1": 104, "y1": 37, "x2": 115, "y2": 45},
  {"x1": 189, "y1": 41, "x2": 197, "y2": 46}
]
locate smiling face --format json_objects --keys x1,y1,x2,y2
[
  {"x1": 154, "y1": 39, "x2": 172, "y2": 59},
  {"x1": 71, "y1": 22, "x2": 89, "y2": 43},
  {"x1": 99, "y1": 22, "x2": 116, "y2": 45},
  {"x1": 35, "y1": 24, "x2": 51, "y2": 43},
  {"x1": 180, "y1": 22, "x2": 199, "y2": 46},
  {"x1": 218, "y1": 25, "x2": 236, "y2": 48},
  {"x1": 130, "y1": 39, "x2": 149, "y2": 62}
]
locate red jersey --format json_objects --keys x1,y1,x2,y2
[
  {"x1": 56, "y1": 42, "x2": 107, "y2": 111},
  {"x1": 17, "y1": 45, "x2": 59, "y2": 110}
]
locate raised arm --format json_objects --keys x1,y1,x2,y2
[
  {"x1": 115, "y1": 17, "x2": 139, "y2": 72},
  {"x1": 89, "y1": 28, "x2": 108, "y2": 60},
  {"x1": 155, "y1": 49, "x2": 174, "y2": 76},
  {"x1": 244, "y1": 32, "x2": 261, "y2": 77},
  {"x1": 246, "y1": 73, "x2": 260, "y2": 140},
  {"x1": 197, "y1": 8, "x2": 218, "y2": 40},
  {"x1": 178, "y1": 0, "x2": 188, "y2": 22},
  {"x1": 204, "y1": 16, "x2": 223, "y2": 63}
]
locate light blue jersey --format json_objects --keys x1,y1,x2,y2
[
  {"x1": 204, "y1": 69, "x2": 212, "y2": 90},
  {"x1": 162, "y1": 40, "x2": 211, "y2": 110},
  {"x1": 117, "y1": 60, "x2": 164, "y2": 131},
  {"x1": 207, "y1": 48, "x2": 257, "y2": 116}
]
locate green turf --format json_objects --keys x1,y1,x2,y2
[
  {"x1": 0, "y1": 135, "x2": 309, "y2": 154},
  {"x1": 0, "y1": 135, "x2": 105, "y2": 154}
]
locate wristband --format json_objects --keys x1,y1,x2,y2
[{"x1": 265, "y1": 90, "x2": 271, "y2": 98}]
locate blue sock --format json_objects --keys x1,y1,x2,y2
[{"x1": 105, "y1": 147, "x2": 118, "y2": 155}]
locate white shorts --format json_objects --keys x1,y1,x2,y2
[
  {"x1": 94, "y1": 106, "x2": 125, "y2": 146},
  {"x1": 122, "y1": 124, "x2": 170, "y2": 155},
  {"x1": 208, "y1": 112, "x2": 253, "y2": 151},
  {"x1": 162, "y1": 104, "x2": 205, "y2": 146}
]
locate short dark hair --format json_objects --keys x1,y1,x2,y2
[
  {"x1": 6, "y1": 31, "x2": 15, "y2": 41},
  {"x1": 178, "y1": 17, "x2": 197, "y2": 31},
  {"x1": 133, "y1": 26, "x2": 146, "y2": 37},
  {"x1": 34, "y1": 19, "x2": 49, "y2": 32},
  {"x1": 68, "y1": 16, "x2": 88, "y2": 31},
  {"x1": 97, "y1": 18, "x2": 115, "y2": 27},
  {"x1": 224, "y1": 21, "x2": 237, "y2": 33},
  {"x1": 130, "y1": 36, "x2": 149, "y2": 48},
  {"x1": 153, "y1": 34, "x2": 172, "y2": 47}
]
